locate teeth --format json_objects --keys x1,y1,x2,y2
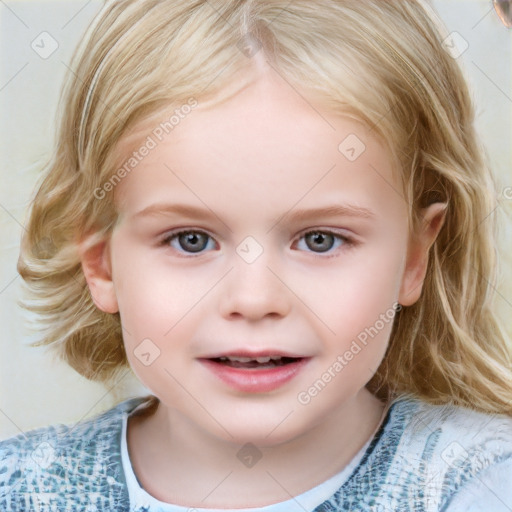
[
  {"x1": 218, "y1": 355, "x2": 286, "y2": 363},
  {"x1": 226, "y1": 356, "x2": 254, "y2": 363}
]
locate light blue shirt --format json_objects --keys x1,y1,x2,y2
[{"x1": 1, "y1": 393, "x2": 511, "y2": 511}]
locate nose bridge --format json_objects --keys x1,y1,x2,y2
[{"x1": 218, "y1": 242, "x2": 291, "y2": 320}]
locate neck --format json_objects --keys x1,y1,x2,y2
[{"x1": 127, "y1": 389, "x2": 387, "y2": 508}]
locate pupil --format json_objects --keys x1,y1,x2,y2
[
  {"x1": 179, "y1": 232, "x2": 207, "y2": 253},
  {"x1": 306, "y1": 232, "x2": 334, "y2": 252}
]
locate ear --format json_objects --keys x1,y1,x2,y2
[
  {"x1": 79, "y1": 234, "x2": 119, "y2": 314},
  {"x1": 398, "y1": 202, "x2": 448, "y2": 307}
]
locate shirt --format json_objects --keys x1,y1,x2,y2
[{"x1": 1, "y1": 393, "x2": 511, "y2": 511}]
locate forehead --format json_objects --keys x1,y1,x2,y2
[{"x1": 111, "y1": 71, "x2": 406, "y2": 224}]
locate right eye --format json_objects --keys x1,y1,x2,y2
[{"x1": 160, "y1": 230, "x2": 217, "y2": 254}]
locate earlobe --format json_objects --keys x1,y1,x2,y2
[
  {"x1": 79, "y1": 235, "x2": 119, "y2": 314},
  {"x1": 398, "y1": 202, "x2": 448, "y2": 307}
]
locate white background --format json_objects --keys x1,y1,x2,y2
[{"x1": 1, "y1": 0, "x2": 511, "y2": 439}]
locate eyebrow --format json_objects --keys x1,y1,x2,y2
[
  {"x1": 284, "y1": 204, "x2": 375, "y2": 222},
  {"x1": 132, "y1": 202, "x2": 376, "y2": 223},
  {"x1": 133, "y1": 203, "x2": 219, "y2": 220}
]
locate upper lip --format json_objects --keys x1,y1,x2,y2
[{"x1": 199, "y1": 350, "x2": 308, "y2": 359}]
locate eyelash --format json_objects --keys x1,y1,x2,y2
[{"x1": 158, "y1": 228, "x2": 357, "y2": 258}]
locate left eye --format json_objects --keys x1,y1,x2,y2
[
  {"x1": 295, "y1": 231, "x2": 349, "y2": 253},
  {"x1": 163, "y1": 230, "x2": 216, "y2": 253}
]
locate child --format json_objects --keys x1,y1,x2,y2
[{"x1": 1, "y1": 0, "x2": 512, "y2": 510}]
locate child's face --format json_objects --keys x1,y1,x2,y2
[{"x1": 83, "y1": 70, "x2": 441, "y2": 445}]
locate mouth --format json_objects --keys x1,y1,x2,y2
[
  {"x1": 197, "y1": 352, "x2": 311, "y2": 393},
  {"x1": 205, "y1": 355, "x2": 304, "y2": 369}
]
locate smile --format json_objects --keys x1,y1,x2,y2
[
  {"x1": 212, "y1": 355, "x2": 301, "y2": 368},
  {"x1": 198, "y1": 356, "x2": 310, "y2": 393}
]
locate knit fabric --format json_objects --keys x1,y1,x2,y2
[{"x1": 1, "y1": 394, "x2": 511, "y2": 511}]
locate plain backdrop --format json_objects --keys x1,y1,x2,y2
[{"x1": 1, "y1": 0, "x2": 511, "y2": 440}]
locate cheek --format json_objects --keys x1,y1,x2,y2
[
  {"x1": 118, "y1": 273, "x2": 200, "y2": 399},
  {"x1": 290, "y1": 246, "x2": 404, "y2": 386},
  {"x1": 111, "y1": 251, "x2": 218, "y2": 387},
  {"x1": 111, "y1": 246, "x2": 213, "y2": 335},
  {"x1": 295, "y1": 246, "x2": 405, "y2": 331}
]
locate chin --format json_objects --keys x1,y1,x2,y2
[{"x1": 206, "y1": 411, "x2": 313, "y2": 449}]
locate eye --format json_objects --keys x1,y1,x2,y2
[
  {"x1": 295, "y1": 230, "x2": 353, "y2": 254},
  {"x1": 161, "y1": 230, "x2": 216, "y2": 254}
]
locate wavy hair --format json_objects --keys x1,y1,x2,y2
[{"x1": 18, "y1": 0, "x2": 512, "y2": 412}]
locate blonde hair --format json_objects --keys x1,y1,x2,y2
[{"x1": 18, "y1": 0, "x2": 512, "y2": 412}]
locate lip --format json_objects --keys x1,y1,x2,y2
[
  {"x1": 201, "y1": 349, "x2": 307, "y2": 359},
  {"x1": 198, "y1": 357, "x2": 311, "y2": 393}
]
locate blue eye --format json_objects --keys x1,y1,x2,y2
[
  {"x1": 160, "y1": 229, "x2": 354, "y2": 256},
  {"x1": 296, "y1": 230, "x2": 351, "y2": 253},
  {"x1": 162, "y1": 230, "x2": 216, "y2": 254}
]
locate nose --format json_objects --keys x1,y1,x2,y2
[{"x1": 218, "y1": 252, "x2": 292, "y2": 321}]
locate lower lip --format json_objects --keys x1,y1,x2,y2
[{"x1": 199, "y1": 358, "x2": 310, "y2": 393}]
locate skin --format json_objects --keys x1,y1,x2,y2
[{"x1": 81, "y1": 63, "x2": 446, "y2": 507}]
